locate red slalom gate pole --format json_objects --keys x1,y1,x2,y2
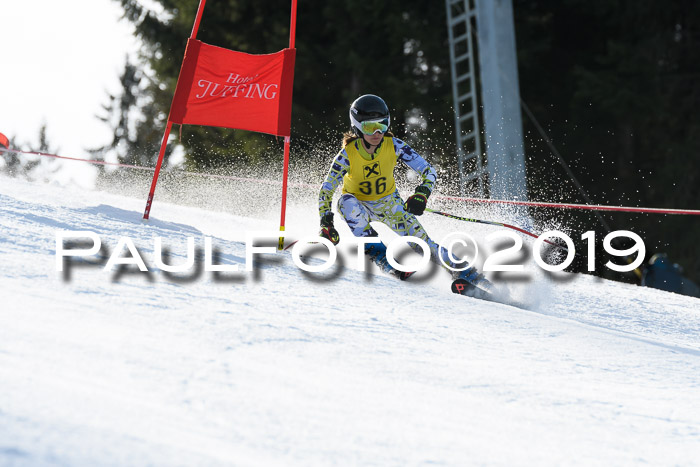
[
  {"x1": 288, "y1": 0, "x2": 297, "y2": 49},
  {"x1": 278, "y1": 0, "x2": 298, "y2": 249},
  {"x1": 278, "y1": 136, "x2": 292, "y2": 249},
  {"x1": 142, "y1": 0, "x2": 208, "y2": 220},
  {"x1": 189, "y1": 0, "x2": 207, "y2": 37},
  {"x1": 143, "y1": 121, "x2": 173, "y2": 220}
]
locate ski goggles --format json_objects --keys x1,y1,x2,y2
[{"x1": 359, "y1": 118, "x2": 390, "y2": 135}]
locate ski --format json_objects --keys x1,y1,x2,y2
[
  {"x1": 397, "y1": 270, "x2": 416, "y2": 281},
  {"x1": 451, "y1": 278, "x2": 530, "y2": 310},
  {"x1": 451, "y1": 278, "x2": 493, "y2": 300}
]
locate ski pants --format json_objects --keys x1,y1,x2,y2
[{"x1": 337, "y1": 191, "x2": 459, "y2": 269}]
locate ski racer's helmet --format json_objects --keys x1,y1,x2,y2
[{"x1": 349, "y1": 94, "x2": 390, "y2": 136}]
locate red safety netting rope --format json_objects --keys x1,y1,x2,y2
[{"x1": 2, "y1": 147, "x2": 698, "y2": 216}]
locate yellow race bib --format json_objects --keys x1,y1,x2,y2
[{"x1": 341, "y1": 137, "x2": 397, "y2": 201}]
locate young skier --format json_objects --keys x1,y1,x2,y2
[{"x1": 317, "y1": 94, "x2": 490, "y2": 293}]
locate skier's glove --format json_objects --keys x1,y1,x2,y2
[
  {"x1": 404, "y1": 186, "x2": 430, "y2": 216},
  {"x1": 320, "y1": 212, "x2": 340, "y2": 245}
]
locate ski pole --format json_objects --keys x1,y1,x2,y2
[{"x1": 424, "y1": 208, "x2": 569, "y2": 252}]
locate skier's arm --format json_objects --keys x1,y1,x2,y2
[
  {"x1": 395, "y1": 138, "x2": 437, "y2": 215},
  {"x1": 317, "y1": 150, "x2": 348, "y2": 245},
  {"x1": 394, "y1": 138, "x2": 437, "y2": 193},
  {"x1": 318, "y1": 150, "x2": 349, "y2": 217}
]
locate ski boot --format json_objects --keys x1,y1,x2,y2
[
  {"x1": 451, "y1": 265, "x2": 493, "y2": 297},
  {"x1": 365, "y1": 242, "x2": 414, "y2": 281}
]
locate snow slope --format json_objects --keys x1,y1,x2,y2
[{"x1": 1, "y1": 174, "x2": 699, "y2": 466}]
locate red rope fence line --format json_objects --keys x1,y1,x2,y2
[
  {"x1": 434, "y1": 195, "x2": 700, "y2": 216},
  {"x1": 0, "y1": 147, "x2": 316, "y2": 189},
  {"x1": 3, "y1": 147, "x2": 699, "y2": 215},
  {"x1": 1, "y1": 147, "x2": 154, "y2": 171}
]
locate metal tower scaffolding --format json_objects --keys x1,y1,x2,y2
[
  {"x1": 445, "y1": 0, "x2": 484, "y2": 196},
  {"x1": 445, "y1": 0, "x2": 528, "y2": 202}
]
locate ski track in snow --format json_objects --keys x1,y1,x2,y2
[{"x1": 1, "y1": 174, "x2": 699, "y2": 466}]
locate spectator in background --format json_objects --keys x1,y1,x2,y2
[
  {"x1": 642, "y1": 253, "x2": 683, "y2": 293},
  {"x1": 642, "y1": 253, "x2": 700, "y2": 297}
]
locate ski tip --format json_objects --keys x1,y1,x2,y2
[
  {"x1": 399, "y1": 270, "x2": 416, "y2": 281},
  {"x1": 451, "y1": 278, "x2": 496, "y2": 301},
  {"x1": 451, "y1": 278, "x2": 474, "y2": 295},
  {"x1": 452, "y1": 279, "x2": 531, "y2": 310}
]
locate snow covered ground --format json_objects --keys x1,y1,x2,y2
[{"x1": 1, "y1": 174, "x2": 699, "y2": 466}]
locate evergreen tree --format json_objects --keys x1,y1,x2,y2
[
  {"x1": 110, "y1": 0, "x2": 453, "y2": 171},
  {"x1": 109, "y1": 0, "x2": 700, "y2": 282},
  {"x1": 93, "y1": 57, "x2": 171, "y2": 167},
  {"x1": 514, "y1": 0, "x2": 700, "y2": 282}
]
